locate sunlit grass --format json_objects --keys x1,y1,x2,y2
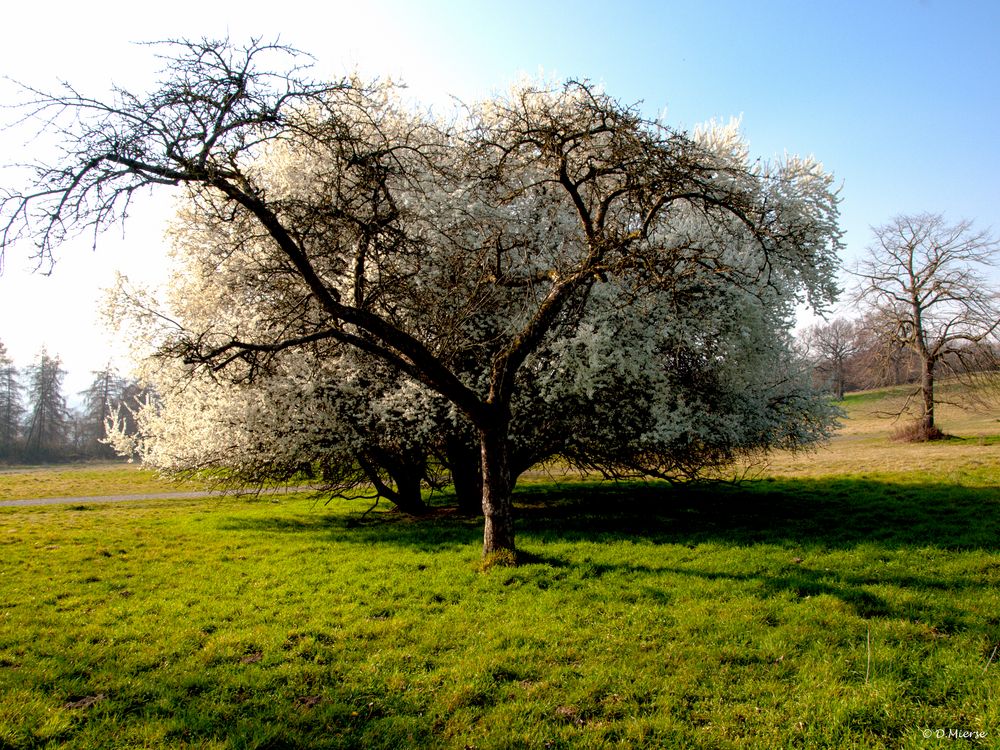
[
  {"x1": 0, "y1": 463, "x2": 206, "y2": 501},
  {"x1": 838, "y1": 378, "x2": 1000, "y2": 436},
  {"x1": 2, "y1": 472, "x2": 1000, "y2": 748},
  {"x1": 1, "y1": 384, "x2": 998, "y2": 747},
  {"x1": 754, "y1": 382, "x2": 1000, "y2": 483}
]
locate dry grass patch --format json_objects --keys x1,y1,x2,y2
[
  {"x1": 0, "y1": 463, "x2": 207, "y2": 501},
  {"x1": 889, "y1": 421, "x2": 948, "y2": 443},
  {"x1": 752, "y1": 384, "x2": 1000, "y2": 484}
]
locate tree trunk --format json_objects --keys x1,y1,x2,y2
[
  {"x1": 446, "y1": 434, "x2": 483, "y2": 516},
  {"x1": 479, "y1": 424, "x2": 515, "y2": 558},
  {"x1": 392, "y1": 469, "x2": 427, "y2": 515},
  {"x1": 357, "y1": 453, "x2": 428, "y2": 515},
  {"x1": 920, "y1": 357, "x2": 935, "y2": 433}
]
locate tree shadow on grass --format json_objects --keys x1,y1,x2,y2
[
  {"x1": 218, "y1": 501, "x2": 484, "y2": 551},
  {"x1": 513, "y1": 477, "x2": 1000, "y2": 551},
  {"x1": 218, "y1": 477, "x2": 1000, "y2": 639},
  {"x1": 219, "y1": 476, "x2": 1000, "y2": 554},
  {"x1": 508, "y1": 478, "x2": 1000, "y2": 632}
]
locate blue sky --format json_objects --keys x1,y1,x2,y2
[{"x1": 1, "y1": 0, "x2": 998, "y2": 396}]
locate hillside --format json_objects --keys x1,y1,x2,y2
[{"x1": 758, "y1": 381, "x2": 1000, "y2": 484}]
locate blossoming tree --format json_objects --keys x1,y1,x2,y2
[{"x1": 2, "y1": 40, "x2": 842, "y2": 559}]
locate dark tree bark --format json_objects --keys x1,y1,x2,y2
[
  {"x1": 357, "y1": 452, "x2": 428, "y2": 515},
  {"x1": 479, "y1": 421, "x2": 515, "y2": 558},
  {"x1": 445, "y1": 433, "x2": 483, "y2": 516},
  {"x1": 920, "y1": 359, "x2": 935, "y2": 435}
]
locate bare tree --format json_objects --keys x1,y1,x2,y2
[
  {"x1": 803, "y1": 317, "x2": 862, "y2": 399},
  {"x1": 1, "y1": 39, "x2": 841, "y2": 558},
  {"x1": 852, "y1": 213, "x2": 1000, "y2": 438},
  {"x1": 849, "y1": 311, "x2": 920, "y2": 389}
]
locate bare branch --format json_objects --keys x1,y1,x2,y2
[{"x1": 851, "y1": 213, "x2": 1000, "y2": 433}]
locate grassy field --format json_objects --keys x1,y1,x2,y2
[
  {"x1": 0, "y1": 463, "x2": 207, "y2": 502},
  {"x1": 754, "y1": 384, "x2": 1000, "y2": 485},
  {"x1": 1, "y1": 388, "x2": 998, "y2": 748}
]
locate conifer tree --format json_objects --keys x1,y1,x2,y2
[
  {"x1": 79, "y1": 365, "x2": 124, "y2": 458},
  {"x1": 23, "y1": 349, "x2": 69, "y2": 461},
  {"x1": 0, "y1": 340, "x2": 23, "y2": 460}
]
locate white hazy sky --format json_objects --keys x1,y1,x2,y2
[{"x1": 1, "y1": 0, "x2": 998, "y2": 399}]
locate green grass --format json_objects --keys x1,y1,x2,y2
[
  {"x1": 2, "y1": 386, "x2": 999, "y2": 748},
  {"x1": 2, "y1": 477, "x2": 999, "y2": 749}
]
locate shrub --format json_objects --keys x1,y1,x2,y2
[{"x1": 890, "y1": 420, "x2": 948, "y2": 443}]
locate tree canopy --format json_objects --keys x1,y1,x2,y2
[{"x1": 3, "y1": 39, "x2": 843, "y2": 559}]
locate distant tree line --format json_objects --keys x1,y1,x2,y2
[
  {"x1": 802, "y1": 314, "x2": 998, "y2": 399},
  {"x1": 0, "y1": 340, "x2": 148, "y2": 463}
]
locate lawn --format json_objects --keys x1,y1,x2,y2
[{"x1": 0, "y1": 388, "x2": 998, "y2": 748}]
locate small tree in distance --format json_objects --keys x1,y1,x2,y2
[
  {"x1": 852, "y1": 213, "x2": 1000, "y2": 440},
  {"x1": 79, "y1": 365, "x2": 126, "y2": 458},
  {"x1": 803, "y1": 318, "x2": 862, "y2": 400}
]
